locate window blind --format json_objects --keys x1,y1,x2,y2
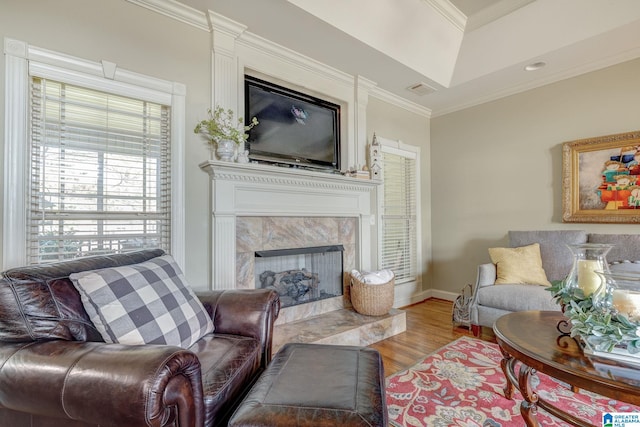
[
  {"x1": 381, "y1": 150, "x2": 417, "y2": 283},
  {"x1": 28, "y1": 77, "x2": 171, "y2": 263}
]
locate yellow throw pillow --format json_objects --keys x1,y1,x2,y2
[{"x1": 488, "y1": 243, "x2": 551, "y2": 286}]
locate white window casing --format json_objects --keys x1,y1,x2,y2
[
  {"x1": 376, "y1": 136, "x2": 421, "y2": 286},
  {"x1": 3, "y1": 38, "x2": 185, "y2": 270}
]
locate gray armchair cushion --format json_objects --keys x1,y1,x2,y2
[
  {"x1": 588, "y1": 234, "x2": 640, "y2": 263},
  {"x1": 508, "y1": 230, "x2": 587, "y2": 282},
  {"x1": 476, "y1": 283, "x2": 559, "y2": 313}
]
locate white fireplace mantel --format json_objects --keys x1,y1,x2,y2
[{"x1": 200, "y1": 160, "x2": 381, "y2": 289}]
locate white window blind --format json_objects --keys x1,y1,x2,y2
[
  {"x1": 28, "y1": 77, "x2": 171, "y2": 263},
  {"x1": 381, "y1": 148, "x2": 417, "y2": 283}
]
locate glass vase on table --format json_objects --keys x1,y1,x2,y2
[
  {"x1": 556, "y1": 243, "x2": 613, "y2": 334},
  {"x1": 563, "y1": 243, "x2": 613, "y2": 299}
]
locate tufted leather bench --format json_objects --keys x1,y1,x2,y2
[{"x1": 229, "y1": 343, "x2": 388, "y2": 426}]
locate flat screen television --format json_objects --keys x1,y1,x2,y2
[{"x1": 244, "y1": 76, "x2": 341, "y2": 171}]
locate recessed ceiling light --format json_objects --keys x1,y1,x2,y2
[{"x1": 524, "y1": 61, "x2": 546, "y2": 71}]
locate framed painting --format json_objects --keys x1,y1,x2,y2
[{"x1": 562, "y1": 130, "x2": 640, "y2": 223}]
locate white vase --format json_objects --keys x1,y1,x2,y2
[{"x1": 216, "y1": 139, "x2": 236, "y2": 162}]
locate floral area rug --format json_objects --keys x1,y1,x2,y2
[{"x1": 385, "y1": 336, "x2": 639, "y2": 426}]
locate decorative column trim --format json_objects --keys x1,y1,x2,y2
[
  {"x1": 209, "y1": 12, "x2": 247, "y2": 112},
  {"x1": 212, "y1": 213, "x2": 236, "y2": 290},
  {"x1": 355, "y1": 75, "x2": 377, "y2": 168}
]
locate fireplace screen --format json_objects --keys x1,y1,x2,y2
[{"x1": 254, "y1": 245, "x2": 344, "y2": 308}]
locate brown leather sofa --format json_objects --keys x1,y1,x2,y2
[{"x1": 0, "y1": 249, "x2": 280, "y2": 427}]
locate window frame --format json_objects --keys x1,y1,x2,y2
[
  {"x1": 376, "y1": 135, "x2": 422, "y2": 286},
  {"x1": 3, "y1": 38, "x2": 186, "y2": 269}
]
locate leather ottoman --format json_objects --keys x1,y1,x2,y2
[{"x1": 228, "y1": 343, "x2": 388, "y2": 426}]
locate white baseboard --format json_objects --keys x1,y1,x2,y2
[
  {"x1": 393, "y1": 289, "x2": 430, "y2": 308},
  {"x1": 428, "y1": 289, "x2": 459, "y2": 302},
  {"x1": 392, "y1": 288, "x2": 459, "y2": 309}
]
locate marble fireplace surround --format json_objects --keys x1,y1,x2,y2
[{"x1": 200, "y1": 160, "x2": 381, "y2": 324}]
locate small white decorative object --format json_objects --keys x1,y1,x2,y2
[
  {"x1": 236, "y1": 149, "x2": 250, "y2": 164},
  {"x1": 369, "y1": 133, "x2": 381, "y2": 179}
]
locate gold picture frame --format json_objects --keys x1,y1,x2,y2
[{"x1": 562, "y1": 130, "x2": 640, "y2": 223}]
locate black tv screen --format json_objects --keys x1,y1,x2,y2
[{"x1": 244, "y1": 76, "x2": 340, "y2": 171}]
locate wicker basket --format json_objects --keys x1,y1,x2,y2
[{"x1": 350, "y1": 274, "x2": 395, "y2": 316}]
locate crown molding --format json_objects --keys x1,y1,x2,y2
[
  {"x1": 126, "y1": 0, "x2": 209, "y2": 31},
  {"x1": 237, "y1": 31, "x2": 354, "y2": 88},
  {"x1": 465, "y1": 0, "x2": 534, "y2": 32},
  {"x1": 432, "y1": 46, "x2": 640, "y2": 117},
  {"x1": 370, "y1": 86, "x2": 432, "y2": 118},
  {"x1": 209, "y1": 11, "x2": 247, "y2": 38},
  {"x1": 422, "y1": 0, "x2": 466, "y2": 32}
]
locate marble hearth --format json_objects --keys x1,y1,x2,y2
[{"x1": 200, "y1": 160, "x2": 406, "y2": 348}]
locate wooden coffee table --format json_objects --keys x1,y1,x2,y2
[{"x1": 494, "y1": 310, "x2": 640, "y2": 427}]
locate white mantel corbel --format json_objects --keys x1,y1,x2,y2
[{"x1": 200, "y1": 161, "x2": 381, "y2": 290}]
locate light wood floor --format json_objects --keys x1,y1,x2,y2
[{"x1": 367, "y1": 298, "x2": 496, "y2": 376}]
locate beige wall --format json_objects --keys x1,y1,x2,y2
[
  {"x1": 431, "y1": 58, "x2": 640, "y2": 295},
  {"x1": 0, "y1": 0, "x2": 429, "y2": 293},
  {"x1": 0, "y1": 0, "x2": 213, "y2": 286},
  {"x1": 367, "y1": 97, "x2": 432, "y2": 294}
]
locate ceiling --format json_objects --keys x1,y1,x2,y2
[{"x1": 182, "y1": 0, "x2": 640, "y2": 116}]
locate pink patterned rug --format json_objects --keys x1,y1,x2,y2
[{"x1": 385, "y1": 336, "x2": 639, "y2": 426}]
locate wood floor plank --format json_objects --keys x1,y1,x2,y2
[{"x1": 367, "y1": 298, "x2": 496, "y2": 376}]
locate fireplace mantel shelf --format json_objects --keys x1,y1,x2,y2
[{"x1": 199, "y1": 160, "x2": 381, "y2": 191}]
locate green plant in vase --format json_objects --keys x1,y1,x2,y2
[
  {"x1": 194, "y1": 106, "x2": 258, "y2": 161},
  {"x1": 547, "y1": 276, "x2": 640, "y2": 354}
]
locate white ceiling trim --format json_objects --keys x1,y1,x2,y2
[
  {"x1": 370, "y1": 86, "x2": 432, "y2": 118},
  {"x1": 126, "y1": 0, "x2": 209, "y2": 31},
  {"x1": 464, "y1": 0, "x2": 535, "y2": 32},
  {"x1": 422, "y1": 0, "x2": 466, "y2": 31},
  {"x1": 432, "y1": 44, "x2": 640, "y2": 117},
  {"x1": 125, "y1": 2, "x2": 432, "y2": 118}
]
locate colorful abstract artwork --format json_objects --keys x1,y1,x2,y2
[{"x1": 563, "y1": 131, "x2": 640, "y2": 223}]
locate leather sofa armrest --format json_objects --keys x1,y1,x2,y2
[
  {"x1": 0, "y1": 340, "x2": 204, "y2": 427},
  {"x1": 196, "y1": 289, "x2": 280, "y2": 367}
]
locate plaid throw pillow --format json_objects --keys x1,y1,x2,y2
[{"x1": 70, "y1": 255, "x2": 213, "y2": 348}]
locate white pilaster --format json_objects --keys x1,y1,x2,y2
[
  {"x1": 211, "y1": 213, "x2": 236, "y2": 290},
  {"x1": 355, "y1": 75, "x2": 377, "y2": 169},
  {"x1": 209, "y1": 12, "x2": 246, "y2": 112}
]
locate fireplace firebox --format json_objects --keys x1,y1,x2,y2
[{"x1": 254, "y1": 245, "x2": 344, "y2": 308}]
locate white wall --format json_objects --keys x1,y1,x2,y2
[
  {"x1": 0, "y1": 0, "x2": 430, "y2": 298},
  {"x1": 431, "y1": 58, "x2": 640, "y2": 295}
]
